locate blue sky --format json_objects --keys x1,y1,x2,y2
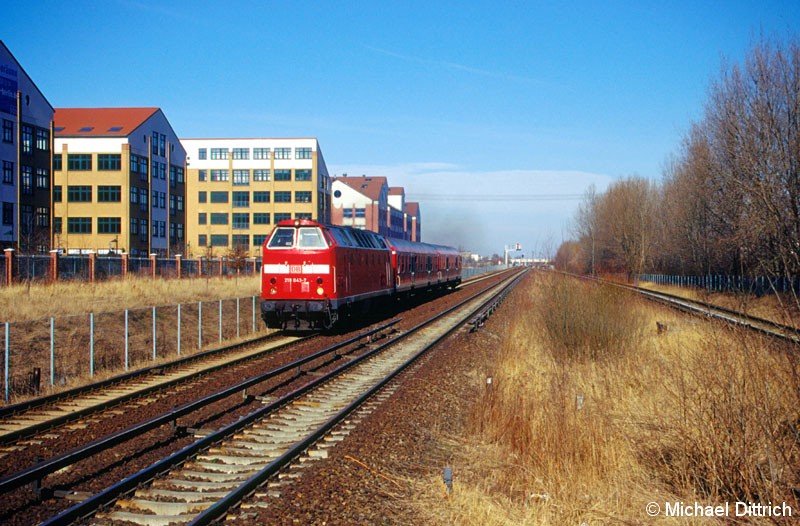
[{"x1": 3, "y1": 1, "x2": 798, "y2": 256}]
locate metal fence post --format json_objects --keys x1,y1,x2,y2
[
  {"x1": 5, "y1": 322, "x2": 9, "y2": 401},
  {"x1": 252, "y1": 296, "x2": 256, "y2": 333},
  {"x1": 236, "y1": 298, "x2": 240, "y2": 339},
  {"x1": 219, "y1": 299, "x2": 223, "y2": 343},
  {"x1": 198, "y1": 301, "x2": 203, "y2": 350},
  {"x1": 90, "y1": 313, "x2": 95, "y2": 377},
  {"x1": 50, "y1": 317, "x2": 55, "y2": 386},
  {"x1": 152, "y1": 306, "x2": 157, "y2": 361},
  {"x1": 125, "y1": 309, "x2": 129, "y2": 370},
  {"x1": 177, "y1": 303, "x2": 181, "y2": 356}
]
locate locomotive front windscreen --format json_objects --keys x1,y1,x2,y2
[{"x1": 267, "y1": 226, "x2": 328, "y2": 249}]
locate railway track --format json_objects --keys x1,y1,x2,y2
[
  {"x1": 607, "y1": 280, "x2": 800, "y2": 345},
  {"x1": 0, "y1": 332, "x2": 309, "y2": 450},
  {"x1": 38, "y1": 268, "x2": 525, "y2": 525}
]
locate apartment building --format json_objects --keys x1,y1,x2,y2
[
  {"x1": 331, "y1": 175, "x2": 390, "y2": 236},
  {"x1": 53, "y1": 107, "x2": 187, "y2": 256},
  {"x1": 181, "y1": 138, "x2": 331, "y2": 257},
  {"x1": 0, "y1": 41, "x2": 54, "y2": 252},
  {"x1": 332, "y1": 176, "x2": 422, "y2": 241}
]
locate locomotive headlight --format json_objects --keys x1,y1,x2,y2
[
  {"x1": 316, "y1": 287, "x2": 324, "y2": 296},
  {"x1": 270, "y1": 287, "x2": 277, "y2": 295}
]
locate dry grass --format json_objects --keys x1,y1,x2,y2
[
  {"x1": 0, "y1": 275, "x2": 263, "y2": 403},
  {"x1": 0, "y1": 274, "x2": 260, "y2": 323},
  {"x1": 411, "y1": 273, "x2": 800, "y2": 524}
]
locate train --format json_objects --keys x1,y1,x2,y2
[{"x1": 260, "y1": 219, "x2": 462, "y2": 330}]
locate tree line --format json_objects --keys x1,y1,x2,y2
[{"x1": 556, "y1": 36, "x2": 800, "y2": 287}]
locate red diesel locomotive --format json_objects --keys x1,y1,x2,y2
[{"x1": 260, "y1": 219, "x2": 461, "y2": 329}]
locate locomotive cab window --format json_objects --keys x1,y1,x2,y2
[
  {"x1": 297, "y1": 227, "x2": 327, "y2": 248},
  {"x1": 268, "y1": 227, "x2": 295, "y2": 248}
]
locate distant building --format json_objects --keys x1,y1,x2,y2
[
  {"x1": 181, "y1": 138, "x2": 331, "y2": 257},
  {"x1": 0, "y1": 40, "x2": 55, "y2": 252},
  {"x1": 331, "y1": 175, "x2": 389, "y2": 236},
  {"x1": 331, "y1": 175, "x2": 423, "y2": 241},
  {"x1": 53, "y1": 107, "x2": 187, "y2": 256},
  {"x1": 404, "y1": 201, "x2": 421, "y2": 242}
]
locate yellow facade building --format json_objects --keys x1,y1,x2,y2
[
  {"x1": 180, "y1": 138, "x2": 331, "y2": 258},
  {"x1": 53, "y1": 108, "x2": 187, "y2": 256}
]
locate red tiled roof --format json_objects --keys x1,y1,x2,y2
[
  {"x1": 388, "y1": 186, "x2": 405, "y2": 196},
  {"x1": 405, "y1": 202, "x2": 420, "y2": 217},
  {"x1": 54, "y1": 107, "x2": 159, "y2": 136},
  {"x1": 334, "y1": 175, "x2": 387, "y2": 202}
]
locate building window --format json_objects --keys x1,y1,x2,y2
[
  {"x1": 210, "y1": 213, "x2": 228, "y2": 225},
  {"x1": 198, "y1": 213, "x2": 207, "y2": 225},
  {"x1": 198, "y1": 234, "x2": 207, "y2": 247},
  {"x1": 36, "y1": 128, "x2": 49, "y2": 151},
  {"x1": 253, "y1": 147, "x2": 270, "y2": 160},
  {"x1": 232, "y1": 213, "x2": 249, "y2": 230},
  {"x1": 210, "y1": 234, "x2": 228, "y2": 247},
  {"x1": 68, "y1": 154, "x2": 92, "y2": 171},
  {"x1": 253, "y1": 212, "x2": 270, "y2": 225},
  {"x1": 253, "y1": 234, "x2": 268, "y2": 246},
  {"x1": 98, "y1": 217, "x2": 121, "y2": 234},
  {"x1": 54, "y1": 217, "x2": 62, "y2": 234},
  {"x1": 53, "y1": 154, "x2": 62, "y2": 171},
  {"x1": 274, "y1": 191, "x2": 291, "y2": 202},
  {"x1": 130, "y1": 187, "x2": 138, "y2": 203},
  {"x1": 130, "y1": 218, "x2": 138, "y2": 234},
  {"x1": 159, "y1": 191, "x2": 166, "y2": 209},
  {"x1": 198, "y1": 148, "x2": 207, "y2": 160},
  {"x1": 274, "y1": 147, "x2": 291, "y2": 159},
  {"x1": 169, "y1": 194, "x2": 175, "y2": 215},
  {"x1": 295, "y1": 212, "x2": 312, "y2": 220},
  {"x1": 54, "y1": 186, "x2": 62, "y2": 202},
  {"x1": 2, "y1": 161, "x2": 12, "y2": 184},
  {"x1": 159, "y1": 134, "x2": 166, "y2": 157},
  {"x1": 139, "y1": 188, "x2": 148, "y2": 211},
  {"x1": 67, "y1": 185, "x2": 92, "y2": 202},
  {"x1": 36, "y1": 168, "x2": 49, "y2": 189},
  {"x1": 232, "y1": 191, "x2": 250, "y2": 207},
  {"x1": 343, "y1": 207, "x2": 366, "y2": 218},
  {"x1": 152, "y1": 131, "x2": 159, "y2": 154},
  {"x1": 210, "y1": 148, "x2": 228, "y2": 160},
  {"x1": 198, "y1": 191, "x2": 207, "y2": 203},
  {"x1": 210, "y1": 191, "x2": 228, "y2": 203},
  {"x1": 36, "y1": 207, "x2": 49, "y2": 227},
  {"x1": 2, "y1": 202, "x2": 13, "y2": 225},
  {"x1": 274, "y1": 212, "x2": 291, "y2": 222},
  {"x1": 253, "y1": 169, "x2": 270, "y2": 182},
  {"x1": 67, "y1": 217, "x2": 92, "y2": 234},
  {"x1": 210, "y1": 169, "x2": 228, "y2": 181},
  {"x1": 177, "y1": 195, "x2": 184, "y2": 211},
  {"x1": 274, "y1": 169, "x2": 291, "y2": 181},
  {"x1": 139, "y1": 157, "x2": 148, "y2": 178},
  {"x1": 140, "y1": 219, "x2": 147, "y2": 242},
  {"x1": 233, "y1": 169, "x2": 250, "y2": 185},
  {"x1": 2, "y1": 120, "x2": 12, "y2": 143},
  {"x1": 198, "y1": 169, "x2": 207, "y2": 182},
  {"x1": 130, "y1": 154, "x2": 139, "y2": 173},
  {"x1": 232, "y1": 148, "x2": 249, "y2": 160},
  {"x1": 175, "y1": 166, "x2": 184, "y2": 184},
  {"x1": 295, "y1": 147, "x2": 312, "y2": 159},
  {"x1": 232, "y1": 234, "x2": 250, "y2": 250},
  {"x1": 21, "y1": 166, "x2": 33, "y2": 195},
  {"x1": 159, "y1": 162, "x2": 166, "y2": 180},
  {"x1": 98, "y1": 185, "x2": 121, "y2": 202},
  {"x1": 295, "y1": 191, "x2": 312, "y2": 203},
  {"x1": 295, "y1": 169, "x2": 312, "y2": 181},
  {"x1": 98, "y1": 154, "x2": 121, "y2": 171},
  {"x1": 253, "y1": 191, "x2": 270, "y2": 203},
  {"x1": 21, "y1": 125, "x2": 33, "y2": 154}
]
